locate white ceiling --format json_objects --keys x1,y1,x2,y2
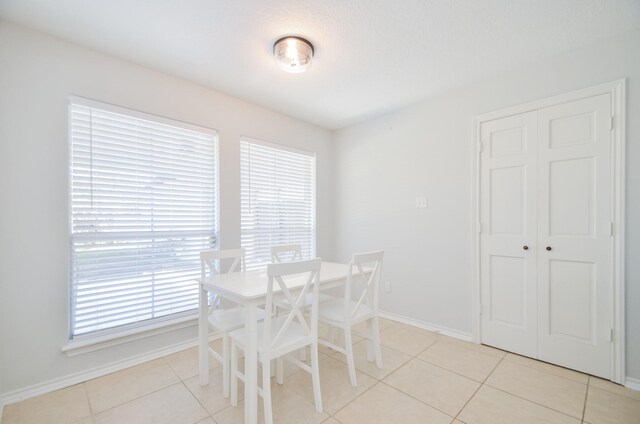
[{"x1": 1, "y1": 0, "x2": 639, "y2": 129}]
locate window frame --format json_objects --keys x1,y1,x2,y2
[
  {"x1": 239, "y1": 136, "x2": 317, "y2": 269},
  {"x1": 67, "y1": 96, "x2": 220, "y2": 343}
]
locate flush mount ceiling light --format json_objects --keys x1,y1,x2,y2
[{"x1": 273, "y1": 36, "x2": 314, "y2": 73}]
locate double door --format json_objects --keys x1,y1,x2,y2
[{"x1": 479, "y1": 94, "x2": 612, "y2": 378}]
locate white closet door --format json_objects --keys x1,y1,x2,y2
[
  {"x1": 537, "y1": 94, "x2": 612, "y2": 378},
  {"x1": 480, "y1": 111, "x2": 538, "y2": 358}
]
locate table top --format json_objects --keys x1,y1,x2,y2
[{"x1": 199, "y1": 261, "x2": 358, "y2": 301}]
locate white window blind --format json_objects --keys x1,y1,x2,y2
[
  {"x1": 240, "y1": 138, "x2": 315, "y2": 269},
  {"x1": 69, "y1": 97, "x2": 218, "y2": 339}
]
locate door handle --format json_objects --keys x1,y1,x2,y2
[
  {"x1": 546, "y1": 246, "x2": 552, "y2": 251},
  {"x1": 523, "y1": 246, "x2": 529, "y2": 250}
]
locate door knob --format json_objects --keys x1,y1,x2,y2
[
  {"x1": 546, "y1": 246, "x2": 552, "y2": 251},
  {"x1": 523, "y1": 246, "x2": 529, "y2": 250}
]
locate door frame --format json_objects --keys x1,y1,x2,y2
[{"x1": 470, "y1": 79, "x2": 626, "y2": 384}]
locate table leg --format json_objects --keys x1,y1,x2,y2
[
  {"x1": 244, "y1": 301, "x2": 258, "y2": 424},
  {"x1": 199, "y1": 283, "x2": 209, "y2": 386}
]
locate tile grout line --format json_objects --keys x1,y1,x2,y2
[
  {"x1": 181, "y1": 377, "x2": 215, "y2": 422},
  {"x1": 324, "y1": 324, "x2": 430, "y2": 421},
  {"x1": 329, "y1": 344, "x2": 413, "y2": 382},
  {"x1": 484, "y1": 382, "x2": 587, "y2": 421},
  {"x1": 326, "y1": 321, "x2": 448, "y2": 362},
  {"x1": 421, "y1": 338, "x2": 507, "y2": 360},
  {"x1": 161, "y1": 355, "x2": 189, "y2": 382},
  {"x1": 374, "y1": 343, "x2": 462, "y2": 419},
  {"x1": 380, "y1": 324, "x2": 442, "y2": 359},
  {"x1": 410, "y1": 357, "x2": 484, "y2": 384},
  {"x1": 329, "y1": 380, "x2": 382, "y2": 420},
  {"x1": 255, "y1": 354, "x2": 362, "y2": 422},
  {"x1": 343, "y1": 332, "x2": 418, "y2": 358},
  {"x1": 378, "y1": 380, "x2": 457, "y2": 421},
  {"x1": 481, "y1": 355, "x2": 592, "y2": 420},
  {"x1": 343, "y1": 335, "x2": 473, "y2": 419},
  {"x1": 502, "y1": 354, "x2": 590, "y2": 386},
  {"x1": 88, "y1": 380, "x2": 185, "y2": 419},
  {"x1": 81, "y1": 382, "x2": 94, "y2": 418},
  {"x1": 327, "y1": 412, "x2": 345, "y2": 424},
  {"x1": 412, "y1": 346, "x2": 506, "y2": 384},
  {"x1": 452, "y1": 351, "x2": 506, "y2": 422},
  {"x1": 319, "y1": 354, "x2": 380, "y2": 415},
  {"x1": 162, "y1": 348, "x2": 223, "y2": 383},
  {"x1": 581, "y1": 376, "x2": 590, "y2": 422},
  {"x1": 325, "y1": 332, "x2": 421, "y2": 420}
]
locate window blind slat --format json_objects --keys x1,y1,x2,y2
[
  {"x1": 70, "y1": 100, "x2": 218, "y2": 338},
  {"x1": 240, "y1": 139, "x2": 315, "y2": 270}
]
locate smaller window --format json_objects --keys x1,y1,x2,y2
[{"x1": 240, "y1": 138, "x2": 316, "y2": 269}]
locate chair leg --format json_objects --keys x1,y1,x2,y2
[
  {"x1": 276, "y1": 357, "x2": 284, "y2": 384},
  {"x1": 326, "y1": 324, "x2": 333, "y2": 345},
  {"x1": 230, "y1": 341, "x2": 238, "y2": 407},
  {"x1": 299, "y1": 346, "x2": 307, "y2": 361},
  {"x1": 262, "y1": 359, "x2": 273, "y2": 424},
  {"x1": 310, "y1": 342, "x2": 323, "y2": 413},
  {"x1": 344, "y1": 325, "x2": 358, "y2": 387},
  {"x1": 222, "y1": 334, "x2": 230, "y2": 398},
  {"x1": 372, "y1": 316, "x2": 383, "y2": 369},
  {"x1": 366, "y1": 319, "x2": 374, "y2": 362}
]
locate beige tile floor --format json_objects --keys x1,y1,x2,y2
[{"x1": 3, "y1": 319, "x2": 639, "y2": 423}]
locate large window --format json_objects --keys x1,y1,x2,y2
[
  {"x1": 240, "y1": 138, "x2": 315, "y2": 269},
  {"x1": 69, "y1": 97, "x2": 218, "y2": 339}
]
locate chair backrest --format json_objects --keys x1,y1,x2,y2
[
  {"x1": 345, "y1": 250, "x2": 384, "y2": 319},
  {"x1": 263, "y1": 258, "x2": 322, "y2": 355},
  {"x1": 200, "y1": 248, "x2": 246, "y2": 310},
  {"x1": 200, "y1": 248, "x2": 246, "y2": 277},
  {"x1": 270, "y1": 244, "x2": 302, "y2": 263}
]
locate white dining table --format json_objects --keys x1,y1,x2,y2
[{"x1": 197, "y1": 261, "x2": 355, "y2": 424}]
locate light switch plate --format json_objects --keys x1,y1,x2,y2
[{"x1": 415, "y1": 196, "x2": 428, "y2": 209}]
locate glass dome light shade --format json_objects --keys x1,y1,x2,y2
[{"x1": 273, "y1": 36, "x2": 314, "y2": 73}]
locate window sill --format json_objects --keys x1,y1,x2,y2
[{"x1": 62, "y1": 314, "x2": 198, "y2": 356}]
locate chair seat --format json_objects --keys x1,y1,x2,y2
[
  {"x1": 229, "y1": 315, "x2": 312, "y2": 356},
  {"x1": 208, "y1": 307, "x2": 266, "y2": 333},
  {"x1": 275, "y1": 292, "x2": 335, "y2": 309},
  {"x1": 318, "y1": 299, "x2": 374, "y2": 324}
]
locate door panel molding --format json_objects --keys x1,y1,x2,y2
[
  {"x1": 537, "y1": 93, "x2": 612, "y2": 378},
  {"x1": 480, "y1": 111, "x2": 538, "y2": 358},
  {"x1": 471, "y1": 79, "x2": 626, "y2": 384}
]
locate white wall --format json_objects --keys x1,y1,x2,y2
[
  {"x1": 333, "y1": 29, "x2": 640, "y2": 379},
  {"x1": 0, "y1": 21, "x2": 334, "y2": 398},
  {"x1": 1, "y1": 19, "x2": 638, "y2": 402}
]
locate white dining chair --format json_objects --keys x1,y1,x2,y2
[
  {"x1": 200, "y1": 248, "x2": 265, "y2": 398},
  {"x1": 270, "y1": 243, "x2": 303, "y2": 263},
  {"x1": 229, "y1": 258, "x2": 323, "y2": 424},
  {"x1": 270, "y1": 243, "x2": 334, "y2": 362},
  {"x1": 317, "y1": 250, "x2": 384, "y2": 387},
  {"x1": 271, "y1": 244, "x2": 334, "y2": 309}
]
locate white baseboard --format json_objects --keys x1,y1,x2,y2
[
  {"x1": 0, "y1": 336, "x2": 204, "y2": 411},
  {"x1": 379, "y1": 310, "x2": 473, "y2": 342},
  {"x1": 625, "y1": 377, "x2": 640, "y2": 391}
]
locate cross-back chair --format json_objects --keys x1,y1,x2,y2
[
  {"x1": 200, "y1": 248, "x2": 265, "y2": 398},
  {"x1": 270, "y1": 243, "x2": 303, "y2": 263},
  {"x1": 317, "y1": 250, "x2": 384, "y2": 386},
  {"x1": 229, "y1": 258, "x2": 323, "y2": 424}
]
